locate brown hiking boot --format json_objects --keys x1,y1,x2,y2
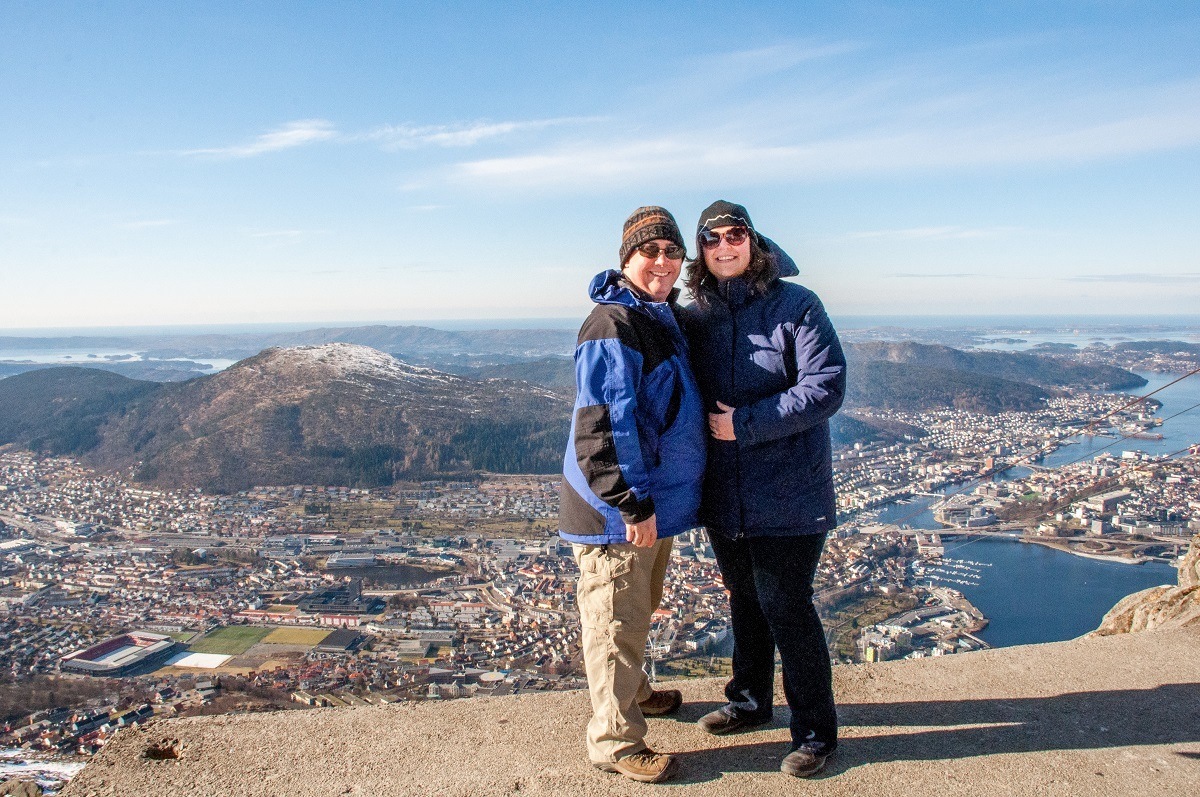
[
  {"x1": 595, "y1": 749, "x2": 679, "y2": 783},
  {"x1": 638, "y1": 688, "x2": 683, "y2": 717},
  {"x1": 780, "y1": 741, "x2": 832, "y2": 777}
]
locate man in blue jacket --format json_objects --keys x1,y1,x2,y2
[
  {"x1": 559, "y1": 206, "x2": 705, "y2": 784},
  {"x1": 681, "y1": 200, "x2": 846, "y2": 778}
]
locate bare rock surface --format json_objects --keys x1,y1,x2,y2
[
  {"x1": 62, "y1": 627, "x2": 1200, "y2": 797},
  {"x1": 1092, "y1": 535, "x2": 1200, "y2": 635}
]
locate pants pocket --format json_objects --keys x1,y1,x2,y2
[{"x1": 575, "y1": 545, "x2": 635, "y2": 630}]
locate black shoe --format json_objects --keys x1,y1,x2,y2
[
  {"x1": 697, "y1": 704, "x2": 772, "y2": 735},
  {"x1": 780, "y1": 741, "x2": 831, "y2": 777}
]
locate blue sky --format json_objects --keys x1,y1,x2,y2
[{"x1": 2, "y1": 1, "x2": 1199, "y2": 328}]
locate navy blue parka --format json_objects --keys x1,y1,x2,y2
[{"x1": 680, "y1": 245, "x2": 846, "y2": 538}]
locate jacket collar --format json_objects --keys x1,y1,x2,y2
[{"x1": 589, "y1": 269, "x2": 680, "y2": 309}]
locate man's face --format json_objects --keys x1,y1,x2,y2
[{"x1": 623, "y1": 239, "x2": 683, "y2": 302}]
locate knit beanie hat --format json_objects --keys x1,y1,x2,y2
[
  {"x1": 619, "y1": 206, "x2": 686, "y2": 266},
  {"x1": 696, "y1": 199, "x2": 763, "y2": 245}
]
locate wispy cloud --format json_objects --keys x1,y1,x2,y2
[
  {"x1": 694, "y1": 41, "x2": 864, "y2": 85},
  {"x1": 184, "y1": 119, "x2": 338, "y2": 158},
  {"x1": 361, "y1": 116, "x2": 601, "y2": 150},
  {"x1": 442, "y1": 42, "x2": 1200, "y2": 192},
  {"x1": 1065, "y1": 272, "x2": 1200, "y2": 284},
  {"x1": 249, "y1": 230, "x2": 316, "y2": 239},
  {"x1": 120, "y1": 219, "x2": 177, "y2": 230},
  {"x1": 846, "y1": 226, "x2": 1020, "y2": 241},
  {"x1": 892, "y1": 272, "x2": 987, "y2": 279}
]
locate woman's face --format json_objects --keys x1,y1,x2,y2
[
  {"x1": 702, "y1": 225, "x2": 752, "y2": 281},
  {"x1": 623, "y1": 238, "x2": 683, "y2": 302}
]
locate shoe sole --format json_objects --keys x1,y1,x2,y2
[{"x1": 594, "y1": 757, "x2": 679, "y2": 784}]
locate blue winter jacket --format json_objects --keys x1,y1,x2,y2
[
  {"x1": 680, "y1": 245, "x2": 846, "y2": 538},
  {"x1": 558, "y1": 270, "x2": 706, "y2": 545}
]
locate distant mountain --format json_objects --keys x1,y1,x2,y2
[
  {"x1": 0, "y1": 336, "x2": 1151, "y2": 491},
  {"x1": 450, "y1": 341, "x2": 1135, "y2": 417},
  {"x1": 1108, "y1": 340, "x2": 1200, "y2": 356},
  {"x1": 0, "y1": 324, "x2": 579, "y2": 366},
  {"x1": 0, "y1": 360, "x2": 209, "y2": 382},
  {"x1": 844, "y1": 341, "x2": 1146, "y2": 390},
  {"x1": 0, "y1": 345, "x2": 570, "y2": 492},
  {"x1": 450, "y1": 356, "x2": 576, "y2": 395}
]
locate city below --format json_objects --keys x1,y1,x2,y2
[{"x1": 2, "y1": 349, "x2": 1199, "y2": 789}]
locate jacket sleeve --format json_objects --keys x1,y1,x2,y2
[
  {"x1": 572, "y1": 315, "x2": 656, "y2": 524},
  {"x1": 732, "y1": 294, "x2": 846, "y2": 445}
]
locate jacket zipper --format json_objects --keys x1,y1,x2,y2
[{"x1": 728, "y1": 298, "x2": 745, "y2": 540}]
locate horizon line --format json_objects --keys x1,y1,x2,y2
[{"x1": 3, "y1": 313, "x2": 1200, "y2": 338}]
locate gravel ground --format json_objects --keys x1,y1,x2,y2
[{"x1": 62, "y1": 628, "x2": 1200, "y2": 797}]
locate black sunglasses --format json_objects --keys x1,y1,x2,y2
[
  {"x1": 636, "y1": 242, "x2": 686, "y2": 261},
  {"x1": 699, "y1": 226, "x2": 750, "y2": 249}
]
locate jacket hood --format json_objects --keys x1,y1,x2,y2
[{"x1": 765, "y1": 236, "x2": 799, "y2": 278}]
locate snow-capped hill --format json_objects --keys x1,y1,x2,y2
[
  {"x1": 29, "y1": 344, "x2": 573, "y2": 492},
  {"x1": 269, "y1": 343, "x2": 448, "y2": 383}
]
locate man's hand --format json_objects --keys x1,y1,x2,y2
[
  {"x1": 625, "y1": 514, "x2": 658, "y2": 548},
  {"x1": 708, "y1": 401, "x2": 737, "y2": 440}
]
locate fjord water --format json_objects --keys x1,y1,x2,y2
[{"x1": 940, "y1": 538, "x2": 1178, "y2": 647}]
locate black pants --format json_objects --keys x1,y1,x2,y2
[{"x1": 708, "y1": 530, "x2": 837, "y2": 749}]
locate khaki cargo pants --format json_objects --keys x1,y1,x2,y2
[{"x1": 573, "y1": 537, "x2": 673, "y2": 764}]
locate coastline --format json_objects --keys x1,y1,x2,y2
[{"x1": 1022, "y1": 537, "x2": 1150, "y2": 565}]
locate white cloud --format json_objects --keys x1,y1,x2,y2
[
  {"x1": 442, "y1": 45, "x2": 1200, "y2": 192},
  {"x1": 697, "y1": 41, "x2": 864, "y2": 82},
  {"x1": 1066, "y1": 272, "x2": 1200, "y2": 284},
  {"x1": 184, "y1": 119, "x2": 338, "y2": 158},
  {"x1": 362, "y1": 116, "x2": 601, "y2": 150},
  {"x1": 248, "y1": 229, "x2": 330, "y2": 239},
  {"x1": 120, "y1": 219, "x2": 178, "y2": 230}
]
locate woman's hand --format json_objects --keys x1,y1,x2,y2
[
  {"x1": 625, "y1": 514, "x2": 659, "y2": 547},
  {"x1": 708, "y1": 401, "x2": 737, "y2": 440}
]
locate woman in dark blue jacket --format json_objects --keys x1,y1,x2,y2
[{"x1": 680, "y1": 200, "x2": 846, "y2": 778}]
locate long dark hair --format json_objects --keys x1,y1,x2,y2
[{"x1": 684, "y1": 232, "x2": 779, "y2": 307}]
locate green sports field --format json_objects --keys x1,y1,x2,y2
[{"x1": 187, "y1": 626, "x2": 273, "y2": 655}]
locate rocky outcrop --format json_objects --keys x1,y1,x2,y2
[{"x1": 1090, "y1": 534, "x2": 1200, "y2": 636}]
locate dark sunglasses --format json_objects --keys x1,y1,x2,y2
[
  {"x1": 636, "y1": 242, "x2": 685, "y2": 261},
  {"x1": 699, "y1": 226, "x2": 750, "y2": 249}
]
